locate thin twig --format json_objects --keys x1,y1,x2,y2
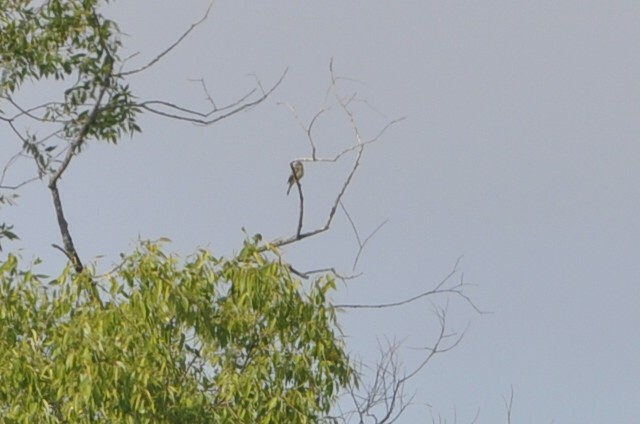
[
  {"x1": 345, "y1": 308, "x2": 465, "y2": 424},
  {"x1": 503, "y1": 386, "x2": 514, "y2": 424},
  {"x1": 287, "y1": 265, "x2": 361, "y2": 281},
  {"x1": 340, "y1": 201, "x2": 389, "y2": 271},
  {"x1": 334, "y1": 257, "x2": 483, "y2": 313},
  {"x1": 118, "y1": 2, "x2": 214, "y2": 77},
  {"x1": 290, "y1": 161, "x2": 305, "y2": 236},
  {"x1": 139, "y1": 70, "x2": 287, "y2": 125}
]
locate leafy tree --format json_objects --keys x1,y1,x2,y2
[
  {"x1": 1, "y1": 1, "x2": 476, "y2": 423},
  {"x1": 0, "y1": 240, "x2": 352, "y2": 422}
]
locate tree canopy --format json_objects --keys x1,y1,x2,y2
[{"x1": 0, "y1": 240, "x2": 352, "y2": 422}]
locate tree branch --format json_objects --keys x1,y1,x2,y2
[
  {"x1": 47, "y1": 79, "x2": 110, "y2": 273},
  {"x1": 272, "y1": 60, "x2": 404, "y2": 250},
  {"x1": 117, "y1": 2, "x2": 214, "y2": 77},
  {"x1": 340, "y1": 201, "x2": 388, "y2": 272},
  {"x1": 138, "y1": 70, "x2": 287, "y2": 125},
  {"x1": 334, "y1": 257, "x2": 483, "y2": 314},
  {"x1": 343, "y1": 307, "x2": 466, "y2": 424},
  {"x1": 503, "y1": 386, "x2": 514, "y2": 424}
]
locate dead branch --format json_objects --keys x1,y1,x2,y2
[
  {"x1": 117, "y1": 2, "x2": 214, "y2": 77},
  {"x1": 138, "y1": 70, "x2": 286, "y2": 125},
  {"x1": 287, "y1": 264, "x2": 361, "y2": 282},
  {"x1": 272, "y1": 61, "x2": 404, "y2": 250},
  {"x1": 339, "y1": 201, "x2": 389, "y2": 272},
  {"x1": 289, "y1": 160, "x2": 305, "y2": 236},
  {"x1": 0, "y1": 150, "x2": 36, "y2": 190},
  {"x1": 503, "y1": 386, "x2": 514, "y2": 424},
  {"x1": 341, "y1": 306, "x2": 466, "y2": 424},
  {"x1": 334, "y1": 257, "x2": 483, "y2": 314},
  {"x1": 277, "y1": 102, "x2": 332, "y2": 160}
]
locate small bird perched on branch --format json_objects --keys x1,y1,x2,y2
[{"x1": 287, "y1": 160, "x2": 304, "y2": 195}]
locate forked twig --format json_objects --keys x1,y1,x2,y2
[
  {"x1": 340, "y1": 201, "x2": 389, "y2": 272},
  {"x1": 273, "y1": 60, "x2": 403, "y2": 250},
  {"x1": 139, "y1": 70, "x2": 287, "y2": 125}
]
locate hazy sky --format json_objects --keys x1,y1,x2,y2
[{"x1": 2, "y1": 1, "x2": 639, "y2": 422}]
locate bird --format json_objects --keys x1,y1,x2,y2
[{"x1": 287, "y1": 160, "x2": 304, "y2": 195}]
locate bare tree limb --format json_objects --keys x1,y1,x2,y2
[
  {"x1": 289, "y1": 160, "x2": 305, "y2": 236},
  {"x1": 339, "y1": 201, "x2": 388, "y2": 272},
  {"x1": 1, "y1": 96, "x2": 65, "y2": 123},
  {"x1": 287, "y1": 264, "x2": 361, "y2": 282},
  {"x1": 342, "y1": 306, "x2": 466, "y2": 424},
  {"x1": 0, "y1": 176, "x2": 39, "y2": 191},
  {"x1": 117, "y1": 2, "x2": 214, "y2": 77},
  {"x1": 272, "y1": 61, "x2": 404, "y2": 250},
  {"x1": 138, "y1": 70, "x2": 287, "y2": 125},
  {"x1": 46, "y1": 77, "x2": 110, "y2": 273},
  {"x1": 334, "y1": 257, "x2": 484, "y2": 314},
  {"x1": 277, "y1": 102, "x2": 333, "y2": 160}
]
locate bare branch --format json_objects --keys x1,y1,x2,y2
[
  {"x1": 51, "y1": 243, "x2": 77, "y2": 264},
  {"x1": 343, "y1": 307, "x2": 466, "y2": 424},
  {"x1": 46, "y1": 80, "x2": 110, "y2": 273},
  {"x1": 342, "y1": 339, "x2": 412, "y2": 424},
  {"x1": 503, "y1": 386, "x2": 514, "y2": 424},
  {"x1": 277, "y1": 101, "x2": 334, "y2": 160},
  {"x1": 139, "y1": 69, "x2": 287, "y2": 125},
  {"x1": 272, "y1": 61, "x2": 404, "y2": 250},
  {"x1": 49, "y1": 185, "x2": 83, "y2": 273},
  {"x1": 287, "y1": 264, "x2": 361, "y2": 281},
  {"x1": 334, "y1": 257, "x2": 484, "y2": 313},
  {"x1": 340, "y1": 201, "x2": 389, "y2": 272},
  {"x1": 404, "y1": 305, "x2": 467, "y2": 382},
  {"x1": 118, "y1": 2, "x2": 214, "y2": 77},
  {"x1": 2, "y1": 96, "x2": 56, "y2": 122},
  {"x1": 289, "y1": 160, "x2": 305, "y2": 236},
  {"x1": 0, "y1": 150, "x2": 34, "y2": 190},
  {"x1": 188, "y1": 78, "x2": 219, "y2": 110},
  {"x1": 0, "y1": 176, "x2": 39, "y2": 191},
  {"x1": 7, "y1": 120, "x2": 28, "y2": 144}
]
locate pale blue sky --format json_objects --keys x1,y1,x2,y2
[{"x1": 2, "y1": 1, "x2": 640, "y2": 422}]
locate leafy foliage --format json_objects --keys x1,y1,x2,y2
[
  {"x1": 0, "y1": 223, "x2": 19, "y2": 252},
  {"x1": 0, "y1": 0, "x2": 140, "y2": 144},
  {"x1": 0, "y1": 240, "x2": 354, "y2": 423}
]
